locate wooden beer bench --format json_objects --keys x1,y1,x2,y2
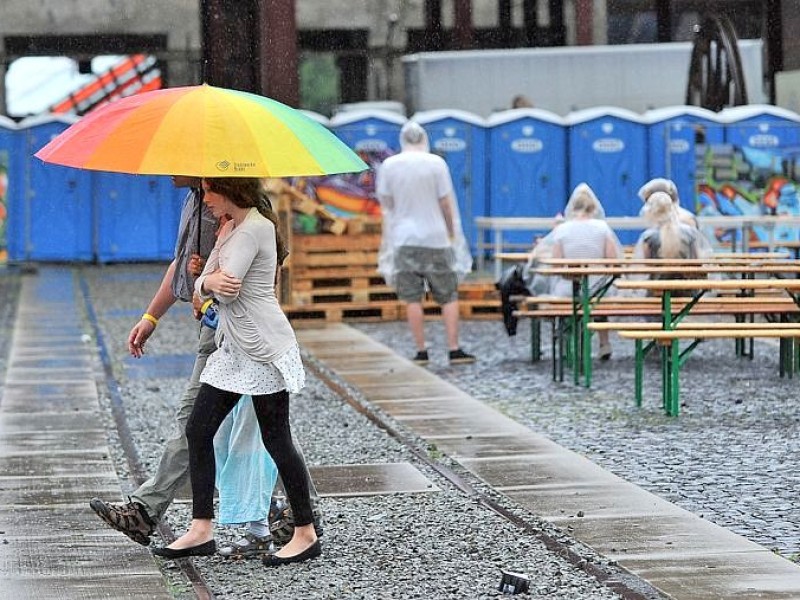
[
  {"x1": 516, "y1": 258, "x2": 800, "y2": 387},
  {"x1": 516, "y1": 295, "x2": 800, "y2": 383},
  {"x1": 610, "y1": 278, "x2": 800, "y2": 416}
]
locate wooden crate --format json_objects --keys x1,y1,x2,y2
[{"x1": 283, "y1": 233, "x2": 386, "y2": 306}]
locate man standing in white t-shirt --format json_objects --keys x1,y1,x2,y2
[{"x1": 376, "y1": 121, "x2": 475, "y2": 365}]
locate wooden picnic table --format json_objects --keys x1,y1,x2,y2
[
  {"x1": 529, "y1": 260, "x2": 800, "y2": 387},
  {"x1": 497, "y1": 252, "x2": 793, "y2": 268},
  {"x1": 536, "y1": 265, "x2": 800, "y2": 277},
  {"x1": 476, "y1": 214, "x2": 800, "y2": 277},
  {"x1": 614, "y1": 278, "x2": 800, "y2": 415},
  {"x1": 539, "y1": 254, "x2": 794, "y2": 265}
]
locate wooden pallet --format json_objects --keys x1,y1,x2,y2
[
  {"x1": 284, "y1": 233, "x2": 384, "y2": 305},
  {"x1": 286, "y1": 299, "x2": 500, "y2": 323},
  {"x1": 394, "y1": 297, "x2": 501, "y2": 321},
  {"x1": 459, "y1": 299, "x2": 502, "y2": 319},
  {"x1": 292, "y1": 285, "x2": 397, "y2": 305},
  {"x1": 280, "y1": 222, "x2": 502, "y2": 320},
  {"x1": 284, "y1": 301, "x2": 401, "y2": 323},
  {"x1": 287, "y1": 234, "x2": 381, "y2": 270}
]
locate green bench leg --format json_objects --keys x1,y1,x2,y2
[
  {"x1": 530, "y1": 318, "x2": 541, "y2": 363},
  {"x1": 583, "y1": 315, "x2": 592, "y2": 388},
  {"x1": 635, "y1": 339, "x2": 643, "y2": 407},
  {"x1": 661, "y1": 343, "x2": 669, "y2": 413},
  {"x1": 668, "y1": 340, "x2": 681, "y2": 417},
  {"x1": 571, "y1": 316, "x2": 580, "y2": 386}
]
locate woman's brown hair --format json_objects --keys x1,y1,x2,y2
[{"x1": 203, "y1": 177, "x2": 288, "y2": 265}]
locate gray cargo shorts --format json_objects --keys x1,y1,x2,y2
[{"x1": 394, "y1": 245, "x2": 458, "y2": 305}]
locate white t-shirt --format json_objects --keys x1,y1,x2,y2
[
  {"x1": 376, "y1": 151, "x2": 454, "y2": 248},
  {"x1": 549, "y1": 219, "x2": 616, "y2": 297}
]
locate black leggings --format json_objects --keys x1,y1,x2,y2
[{"x1": 185, "y1": 384, "x2": 313, "y2": 526}]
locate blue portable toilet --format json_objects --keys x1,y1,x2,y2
[
  {"x1": 567, "y1": 107, "x2": 648, "y2": 244},
  {"x1": 94, "y1": 173, "x2": 184, "y2": 263},
  {"x1": 12, "y1": 115, "x2": 94, "y2": 262},
  {"x1": 486, "y1": 108, "x2": 568, "y2": 247},
  {"x1": 644, "y1": 106, "x2": 725, "y2": 214},
  {"x1": 330, "y1": 109, "x2": 407, "y2": 162},
  {"x1": 721, "y1": 104, "x2": 800, "y2": 149},
  {"x1": 0, "y1": 116, "x2": 18, "y2": 262},
  {"x1": 413, "y1": 109, "x2": 487, "y2": 254},
  {"x1": 718, "y1": 105, "x2": 800, "y2": 245}
]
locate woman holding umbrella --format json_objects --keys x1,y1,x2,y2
[{"x1": 152, "y1": 176, "x2": 319, "y2": 566}]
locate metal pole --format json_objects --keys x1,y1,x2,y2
[{"x1": 258, "y1": 0, "x2": 299, "y2": 105}]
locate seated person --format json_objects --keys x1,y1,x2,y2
[
  {"x1": 546, "y1": 183, "x2": 623, "y2": 359},
  {"x1": 634, "y1": 191, "x2": 713, "y2": 296},
  {"x1": 638, "y1": 177, "x2": 698, "y2": 229}
]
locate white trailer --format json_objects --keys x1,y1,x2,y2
[{"x1": 402, "y1": 40, "x2": 765, "y2": 117}]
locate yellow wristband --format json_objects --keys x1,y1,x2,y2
[
  {"x1": 142, "y1": 313, "x2": 159, "y2": 327},
  {"x1": 200, "y1": 299, "x2": 214, "y2": 314}
]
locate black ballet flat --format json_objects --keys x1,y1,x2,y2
[
  {"x1": 152, "y1": 539, "x2": 216, "y2": 559},
  {"x1": 261, "y1": 540, "x2": 321, "y2": 567}
]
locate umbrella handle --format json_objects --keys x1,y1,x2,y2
[{"x1": 196, "y1": 188, "x2": 203, "y2": 255}]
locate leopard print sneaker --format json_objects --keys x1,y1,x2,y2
[
  {"x1": 269, "y1": 498, "x2": 324, "y2": 546},
  {"x1": 89, "y1": 497, "x2": 155, "y2": 546}
]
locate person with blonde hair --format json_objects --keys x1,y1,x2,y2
[
  {"x1": 636, "y1": 191, "x2": 711, "y2": 261},
  {"x1": 634, "y1": 191, "x2": 714, "y2": 300},
  {"x1": 546, "y1": 183, "x2": 623, "y2": 359}
]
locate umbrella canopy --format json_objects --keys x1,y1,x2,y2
[{"x1": 35, "y1": 84, "x2": 367, "y2": 177}]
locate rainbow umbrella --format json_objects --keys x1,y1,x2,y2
[{"x1": 35, "y1": 84, "x2": 367, "y2": 177}]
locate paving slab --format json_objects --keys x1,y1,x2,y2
[
  {"x1": 175, "y1": 463, "x2": 439, "y2": 502},
  {"x1": 309, "y1": 463, "x2": 440, "y2": 497},
  {"x1": 298, "y1": 323, "x2": 800, "y2": 600},
  {"x1": 0, "y1": 269, "x2": 171, "y2": 599}
]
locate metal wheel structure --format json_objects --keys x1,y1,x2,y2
[{"x1": 686, "y1": 14, "x2": 748, "y2": 111}]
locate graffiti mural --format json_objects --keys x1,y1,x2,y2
[
  {"x1": 289, "y1": 148, "x2": 390, "y2": 232},
  {"x1": 695, "y1": 142, "x2": 800, "y2": 248}
]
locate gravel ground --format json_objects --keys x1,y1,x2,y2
[
  {"x1": 355, "y1": 315, "x2": 800, "y2": 562},
  {"x1": 78, "y1": 264, "x2": 631, "y2": 600}
]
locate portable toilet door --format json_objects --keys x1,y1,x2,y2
[
  {"x1": 413, "y1": 109, "x2": 487, "y2": 254},
  {"x1": 14, "y1": 115, "x2": 93, "y2": 262},
  {"x1": 330, "y1": 109, "x2": 407, "y2": 163},
  {"x1": 94, "y1": 173, "x2": 184, "y2": 263},
  {"x1": 718, "y1": 105, "x2": 800, "y2": 245},
  {"x1": 644, "y1": 106, "x2": 725, "y2": 215},
  {"x1": 567, "y1": 107, "x2": 648, "y2": 245},
  {"x1": 0, "y1": 116, "x2": 18, "y2": 263},
  {"x1": 487, "y1": 108, "x2": 568, "y2": 247}
]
